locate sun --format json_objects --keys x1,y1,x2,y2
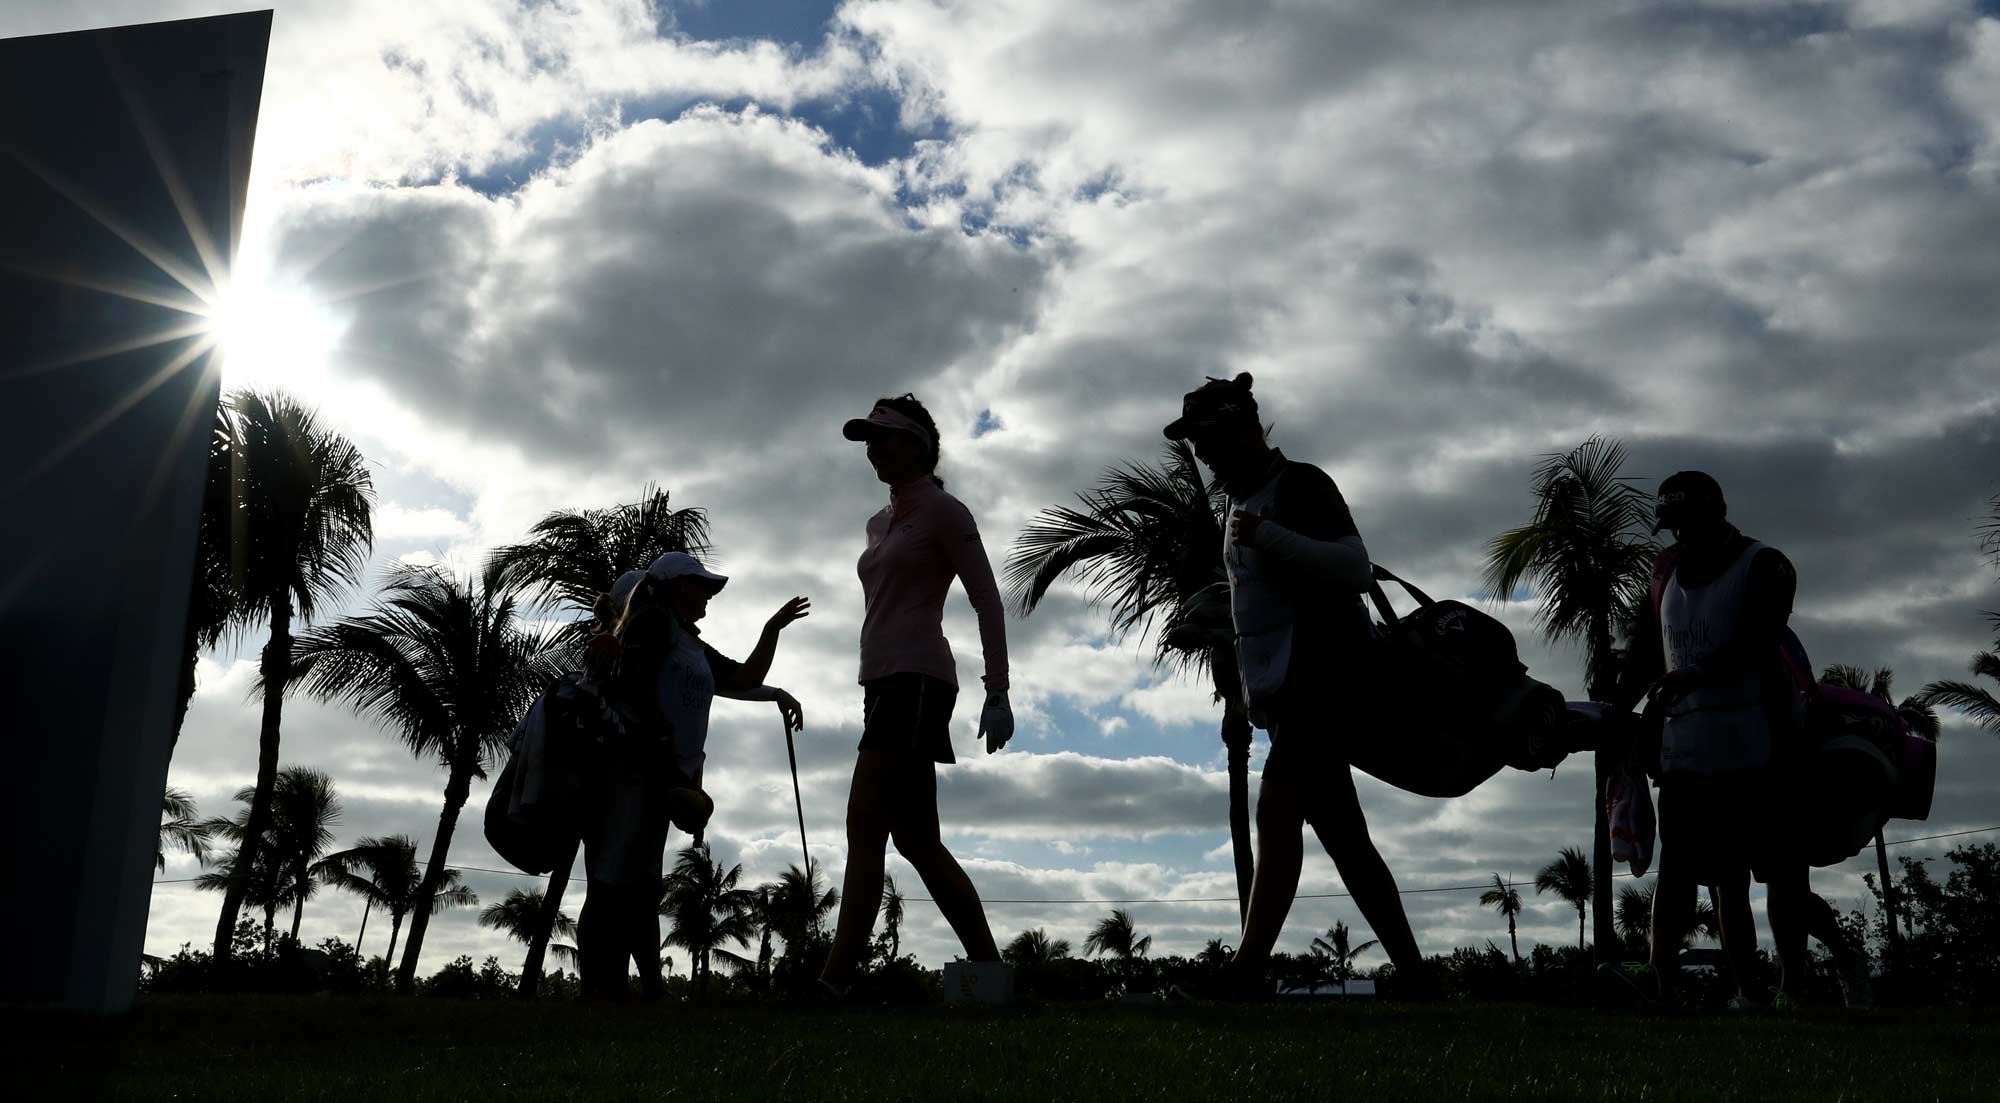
[{"x1": 206, "y1": 268, "x2": 345, "y2": 393}]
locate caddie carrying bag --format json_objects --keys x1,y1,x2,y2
[{"x1": 1340, "y1": 565, "x2": 1570, "y2": 798}]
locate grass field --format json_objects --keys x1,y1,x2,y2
[{"x1": 11, "y1": 995, "x2": 2000, "y2": 1102}]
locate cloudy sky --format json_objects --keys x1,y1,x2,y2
[{"x1": 18, "y1": 0, "x2": 2000, "y2": 976}]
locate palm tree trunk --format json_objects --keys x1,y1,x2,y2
[
  {"x1": 1578, "y1": 905, "x2": 1586, "y2": 951},
  {"x1": 386, "y1": 910, "x2": 405, "y2": 969},
  {"x1": 1587, "y1": 631, "x2": 1617, "y2": 966},
  {"x1": 214, "y1": 598, "x2": 293, "y2": 959},
  {"x1": 518, "y1": 839, "x2": 579, "y2": 998},
  {"x1": 290, "y1": 875, "x2": 306, "y2": 943},
  {"x1": 1592, "y1": 762, "x2": 1614, "y2": 961},
  {"x1": 1875, "y1": 829, "x2": 1903, "y2": 960},
  {"x1": 1508, "y1": 917, "x2": 1519, "y2": 965},
  {"x1": 1211, "y1": 647, "x2": 1255, "y2": 926},
  {"x1": 396, "y1": 762, "x2": 473, "y2": 993},
  {"x1": 355, "y1": 898, "x2": 373, "y2": 954}
]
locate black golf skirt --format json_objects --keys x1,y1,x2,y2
[{"x1": 858, "y1": 673, "x2": 959, "y2": 764}]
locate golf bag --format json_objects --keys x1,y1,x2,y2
[
  {"x1": 1340, "y1": 566, "x2": 1570, "y2": 798},
  {"x1": 484, "y1": 671, "x2": 626, "y2": 875},
  {"x1": 1797, "y1": 683, "x2": 1937, "y2": 867}
]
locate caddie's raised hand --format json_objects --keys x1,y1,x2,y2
[
  {"x1": 1229, "y1": 509, "x2": 1266, "y2": 548},
  {"x1": 978, "y1": 689, "x2": 1014, "y2": 754},
  {"x1": 766, "y1": 596, "x2": 812, "y2": 634},
  {"x1": 774, "y1": 688, "x2": 805, "y2": 733}
]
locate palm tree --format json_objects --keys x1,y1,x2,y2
[
  {"x1": 660, "y1": 843, "x2": 758, "y2": 996},
  {"x1": 479, "y1": 889, "x2": 579, "y2": 971},
  {"x1": 1536, "y1": 846, "x2": 1594, "y2": 950},
  {"x1": 1485, "y1": 437, "x2": 1657, "y2": 963},
  {"x1": 1825, "y1": 664, "x2": 1943, "y2": 954},
  {"x1": 749, "y1": 886, "x2": 778, "y2": 989},
  {"x1": 486, "y1": 484, "x2": 711, "y2": 994},
  {"x1": 198, "y1": 766, "x2": 345, "y2": 941},
  {"x1": 174, "y1": 408, "x2": 241, "y2": 752},
  {"x1": 196, "y1": 830, "x2": 289, "y2": 939},
  {"x1": 209, "y1": 390, "x2": 375, "y2": 960},
  {"x1": 1196, "y1": 938, "x2": 1233, "y2": 970},
  {"x1": 766, "y1": 861, "x2": 839, "y2": 959},
  {"x1": 1309, "y1": 922, "x2": 1379, "y2": 994},
  {"x1": 881, "y1": 874, "x2": 905, "y2": 961},
  {"x1": 271, "y1": 767, "x2": 342, "y2": 941},
  {"x1": 1008, "y1": 444, "x2": 1255, "y2": 921},
  {"x1": 290, "y1": 561, "x2": 562, "y2": 991},
  {"x1": 1478, "y1": 874, "x2": 1523, "y2": 964},
  {"x1": 1083, "y1": 908, "x2": 1152, "y2": 961},
  {"x1": 158, "y1": 787, "x2": 213, "y2": 873},
  {"x1": 1616, "y1": 880, "x2": 1721, "y2": 950},
  {"x1": 1003, "y1": 928, "x2": 1073, "y2": 967},
  {"x1": 318, "y1": 834, "x2": 477, "y2": 965}
]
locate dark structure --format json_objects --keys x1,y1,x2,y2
[{"x1": 0, "y1": 11, "x2": 271, "y2": 1011}]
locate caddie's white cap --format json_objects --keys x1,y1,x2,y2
[{"x1": 646, "y1": 552, "x2": 728, "y2": 593}]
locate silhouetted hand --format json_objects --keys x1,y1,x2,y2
[
  {"x1": 774, "y1": 689, "x2": 804, "y2": 733},
  {"x1": 766, "y1": 596, "x2": 811, "y2": 634},
  {"x1": 979, "y1": 689, "x2": 1014, "y2": 754},
  {"x1": 1647, "y1": 667, "x2": 1705, "y2": 710},
  {"x1": 1230, "y1": 509, "x2": 1267, "y2": 548}
]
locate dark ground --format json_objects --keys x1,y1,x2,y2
[{"x1": 9, "y1": 995, "x2": 1998, "y2": 1101}]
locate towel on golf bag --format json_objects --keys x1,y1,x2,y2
[
  {"x1": 1337, "y1": 566, "x2": 1570, "y2": 799},
  {"x1": 1795, "y1": 683, "x2": 1937, "y2": 867},
  {"x1": 484, "y1": 672, "x2": 624, "y2": 875},
  {"x1": 1605, "y1": 764, "x2": 1657, "y2": 878}
]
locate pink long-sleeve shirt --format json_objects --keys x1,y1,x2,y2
[{"x1": 856, "y1": 477, "x2": 1009, "y2": 691}]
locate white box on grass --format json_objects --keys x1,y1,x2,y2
[{"x1": 943, "y1": 961, "x2": 1014, "y2": 1004}]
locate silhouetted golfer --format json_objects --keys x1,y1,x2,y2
[
  {"x1": 1604, "y1": 471, "x2": 1865, "y2": 1007},
  {"x1": 1163, "y1": 373, "x2": 1427, "y2": 994},
  {"x1": 580, "y1": 554, "x2": 807, "y2": 999},
  {"x1": 818, "y1": 394, "x2": 1012, "y2": 996}
]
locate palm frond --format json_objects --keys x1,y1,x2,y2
[
  {"x1": 1482, "y1": 436, "x2": 1657, "y2": 682},
  {"x1": 488, "y1": 483, "x2": 711, "y2": 615},
  {"x1": 1006, "y1": 443, "x2": 1226, "y2": 675},
  {"x1": 1916, "y1": 678, "x2": 2000, "y2": 734}
]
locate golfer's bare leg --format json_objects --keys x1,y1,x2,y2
[
  {"x1": 1799, "y1": 886, "x2": 1860, "y2": 969},
  {"x1": 1234, "y1": 777, "x2": 1307, "y2": 965},
  {"x1": 1716, "y1": 868, "x2": 1759, "y2": 1001},
  {"x1": 1309, "y1": 767, "x2": 1422, "y2": 974},
  {"x1": 1648, "y1": 856, "x2": 1694, "y2": 993},
  {"x1": 1763, "y1": 866, "x2": 1812, "y2": 996},
  {"x1": 821, "y1": 751, "x2": 895, "y2": 984},
  {"x1": 634, "y1": 904, "x2": 665, "y2": 997},
  {"x1": 891, "y1": 759, "x2": 1000, "y2": 962}
]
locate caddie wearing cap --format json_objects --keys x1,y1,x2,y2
[
  {"x1": 578, "y1": 552, "x2": 810, "y2": 1000},
  {"x1": 1599, "y1": 471, "x2": 1867, "y2": 1008},
  {"x1": 1164, "y1": 372, "x2": 1431, "y2": 997}
]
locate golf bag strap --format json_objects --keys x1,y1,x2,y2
[{"x1": 1367, "y1": 563, "x2": 1436, "y2": 624}]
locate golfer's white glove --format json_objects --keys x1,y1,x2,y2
[{"x1": 978, "y1": 689, "x2": 1014, "y2": 754}]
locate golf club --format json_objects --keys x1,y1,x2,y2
[{"x1": 781, "y1": 716, "x2": 814, "y2": 918}]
